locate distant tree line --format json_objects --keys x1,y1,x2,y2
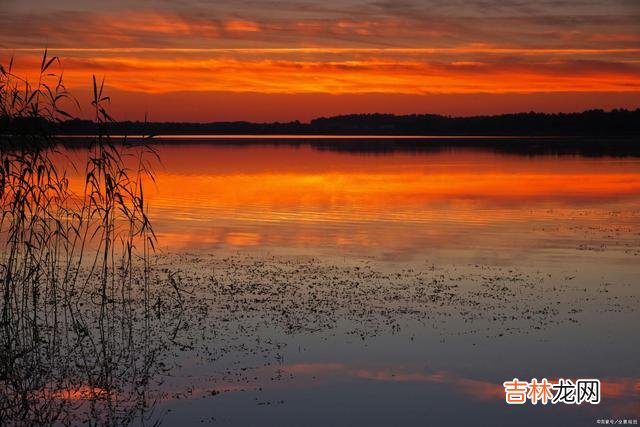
[
  {"x1": 307, "y1": 109, "x2": 639, "y2": 136},
  {"x1": 3, "y1": 108, "x2": 639, "y2": 136}
]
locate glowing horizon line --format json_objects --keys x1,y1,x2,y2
[{"x1": 3, "y1": 47, "x2": 640, "y2": 55}]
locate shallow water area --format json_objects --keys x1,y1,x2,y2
[{"x1": 50, "y1": 139, "x2": 640, "y2": 425}]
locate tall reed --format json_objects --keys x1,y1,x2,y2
[{"x1": 1, "y1": 50, "x2": 161, "y2": 425}]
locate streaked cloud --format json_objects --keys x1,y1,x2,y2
[
  {"x1": 6, "y1": 49, "x2": 639, "y2": 95},
  {"x1": 224, "y1": 20, "x2": 261, "y2": 32},
  {"x1": 1, "y1": 4, "x2": 638, "y2": 49},
  {"x1": 1, "y1": 0, "x2": 638, "y2": 120}
]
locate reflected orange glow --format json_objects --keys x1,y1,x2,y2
[
  {"x1": 224, "y1": 232, "x2": 262, "y2": 246},
  {"x1": 156, "y1": 361, "x2": 639, "y2": 414},
  {"x1": 284, "y1": 363, "x2": 504, "y2": 401},
  {"x1": 48, "y1": 386, "x2": 110, "y2": 401},
  {"x1": 283, "y1": 364, "x2": 640, "y2": 405},
  {"x1": 350, "y1": 367, "x2": 505, "y2": 401},
  {"x1": 601, "y1": 378, "x2": 640, "y2": 399},
  {"x1": 60, "y1": 145, "x2": 640, "y2": 252},
  {"x1": 149, "y1": 171, "x2": 640, "y2": 209}
]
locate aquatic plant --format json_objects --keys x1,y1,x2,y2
[{"x1": 0, "y1": 50, "x2": 163, "y2": 425}]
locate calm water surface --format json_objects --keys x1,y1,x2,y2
[
  {"x1": 147, "y1": 143, "x2": 640, "y2": 261},
  {"x1": 65, "y1": 140, "x2": 640, "y2": 425}
]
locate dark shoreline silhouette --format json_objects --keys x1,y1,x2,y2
[
  {"x1": 3, "y1": 108, "x2": 639, "y2": 156},
  {"x1": 47, "y1": 108, "x2": 639, "y2": 136}
]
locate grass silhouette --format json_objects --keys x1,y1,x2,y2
[{"x1": 1, "y1": 50, "x2": 167, "y2": 425}]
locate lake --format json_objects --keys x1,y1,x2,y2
[
  {"x1": 145, "y1": 141, "x2": 640, "y2": 261},
  {"x1": 28, "y1": 139, "x2": 640, "y2": 425}
]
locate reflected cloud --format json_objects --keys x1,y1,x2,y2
[
  {"x1": 282, "y1": 363, "x2": 640, "y2": 411},
  {"x1": 225, "y1": 232, "x2": 262, "y2": 246},
  {"x1": 48, "y1": 386, "x2": 110, "y2": 401},
  {"x1": 284, "y1": 363, "x2": 504, "y2": 401}
]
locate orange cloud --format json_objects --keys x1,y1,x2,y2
[
  {"x1": 2, "y1": 7, "x2": 639, "y2": 51},
  {"x1": 6, "y1": 51, "x2": 639, "y2": 95},
  {"x1": 2, "y1": 5, "x2": 638, "y2": 120},
  {"x1": 225, "y1": 20, "x2": 261, "y2": 32}
]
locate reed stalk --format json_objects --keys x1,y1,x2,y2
[{"x1": 1, "y1": 49, "x2": 161, "y2": 425}]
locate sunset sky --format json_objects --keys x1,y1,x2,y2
[{"x1": 2, "y1": 0, "x2": 639, "y2": 122}]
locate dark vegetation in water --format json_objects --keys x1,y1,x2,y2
[{"x1": 0, "y1": 51, "x2": 167, "y2": 425}]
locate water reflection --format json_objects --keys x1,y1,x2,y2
[
  {"x1": 131, "y1": 144, "x2": 640, "y2": 264},
  {"x1": 21, "y1": 140, "x2": 639, "y2": 425}
]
